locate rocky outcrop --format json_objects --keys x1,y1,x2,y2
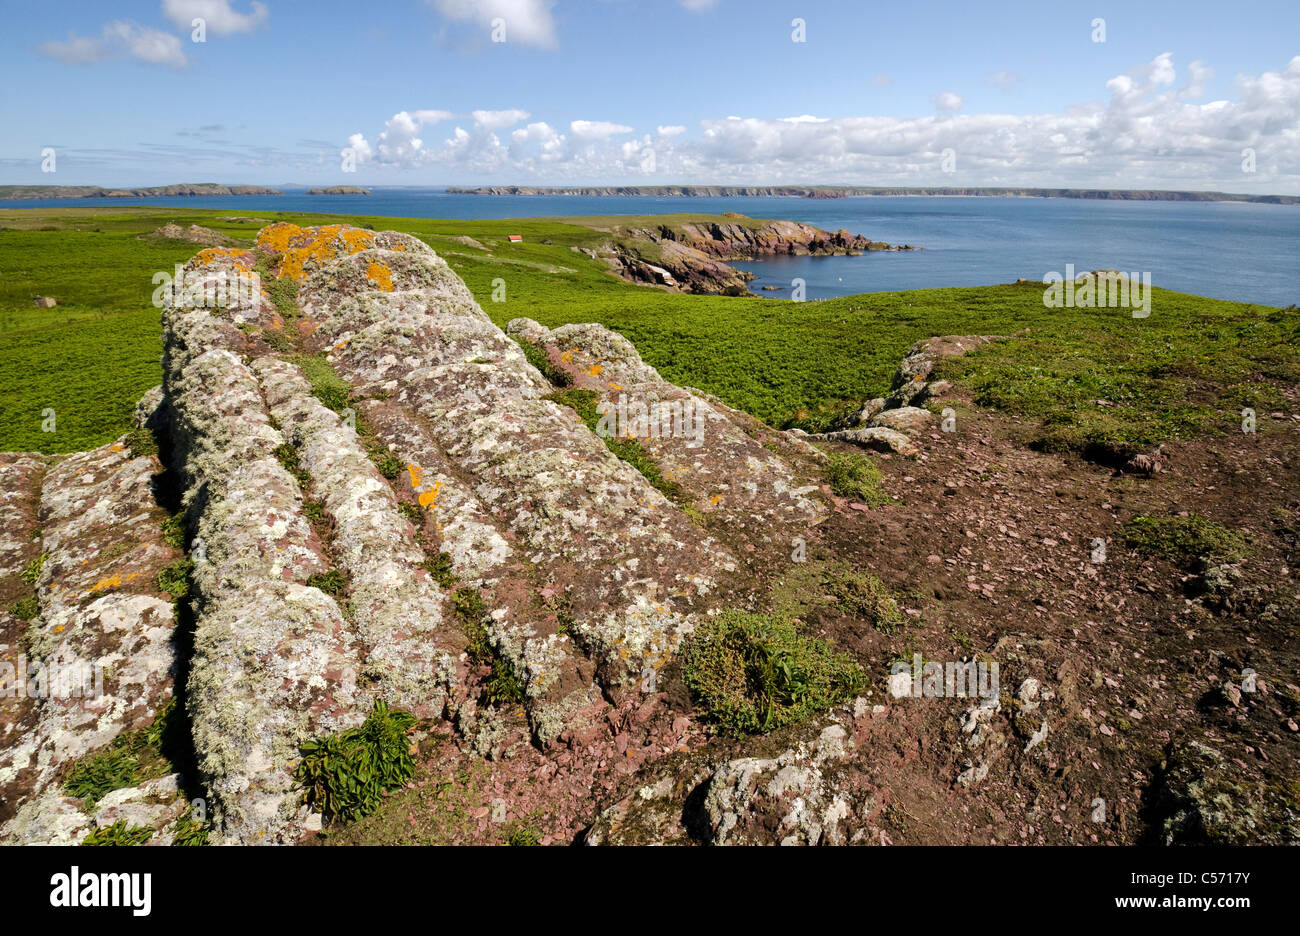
[
  {"x1": 0, "y1": 222, "x2": 835, "y2": 845},
  {"x1": 140, "y1": 223, "x2": 237, "y2": 247}
]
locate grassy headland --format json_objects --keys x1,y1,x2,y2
[{"x1": 0, "y1": 206, "x2": 1294, "y2": 456}]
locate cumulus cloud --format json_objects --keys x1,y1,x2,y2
[
  {"x1": 40, "y1": 20, "x2": 188, "y2": 68},
  {"x1": 871, "y1": 73, "x2": 894, "y2": 87},
  {"x1": 932, "y1": 91, "x2": 964, "y2": 112},
  {"x1": 430, "y1": 0, "x2": 558, "y2": 49},
  {"x1": 569, "y1": 120, "x2": 634, "y2": 140},
  {"x1": 678, "y1": 0, "x2": 720, "y2": 11},
  {"x1": 343, "y1": 55, "x2": 1300, "y2": 190},
  {"x1": 161, "y1": 0, "x2": 269, "y2": 35}
]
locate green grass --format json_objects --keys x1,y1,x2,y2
[
  {"x1": 823, "y1": 451, "x2": 893, "y2": 506},
  {"x1": 156, "y1": 558, "x2": 194, "y2": 599},
  {"x1": 1122, "y1": 514, "x2": 1250, "y2": 567},
  {"x1": 82, "y1": 821, "x2": 154, "y2": 846},
  {"x1": 510, "y1": 333, "x2": 573, "y2": 387},
  {"x1": 682, "y1": 610, "x2": 866, "y2": 734},
  {"x1": 63, "y1": 700, "x2": 182, "y2": 806},
  {"x1": 452, "y1": 587, "x2": 523, "y2": 706},
  {"x1": 0, "y1": 206, "x2": 1293, "y2": 457},
  {"x1": 825, "y1": 568, "x2": 907, "y2": 633}
]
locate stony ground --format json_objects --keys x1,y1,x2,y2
[{"x1": 1, "y1": 223, "x2": 1294, "y2": 846}]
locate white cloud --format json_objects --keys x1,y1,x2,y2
[
  {"x1": 472, "y1": 109, "x2": 530, "y2": 130},
  {"x1": 343, "y1": 55, "x2": 1300, "y2": 190},
  {"x1": 569, "y1": 120, "x2": 634, "y2": 140},
  {"x1": 988, "y1": 70, "x2": 1020, "y2": 92},
  {"x1": 678, "y1": 0, "x2": 719, "y2": 11},
  {"x1": 430, "y1": 0, "x2": 557, "y2": 49},
  {"x1": 161, "y1": 0, "x2": 269, "y2": 35},
  {"x1": 40, "y1": 21, "x2": 188, "y2": 68},
  {"x1": 932, "y1": 91, "x2": 964, "y2": 112}
]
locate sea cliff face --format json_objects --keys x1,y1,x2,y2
[
  {"x1": 577, "y1": 216, "x2": 912, "y2": 295},
  {"x1": 0, "y1": 184, "x2": 282, "y2": 200}
]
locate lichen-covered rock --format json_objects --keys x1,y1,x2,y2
[
  {"x1": 1155, "y1": 740, "x2": 1300, "y2": 845},
  {"x1": 813, "y1": 426, "x2": 919, "y2": 457}
]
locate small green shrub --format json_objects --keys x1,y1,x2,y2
[
  {"x1": 423, "y1": 551, "x2": 457, "y2": 588},
  {"x1": 826, "y1": 569, "x2": 906, "y2": 634},
  {"x1": 157, "y1": 558, "x2": 194, "y2": 599},
  {"x1": 303, "y1": 499, "x2": 326, "y2": 523},
  {"x1": 161, "y1": 513, "x2": 187, "y2": 549},
  {"x1": 273, "y1": 443, "x2": 310, "y2": 486},
  {"x1": 20, "y1": 552, "x2": 48, "y2": 587},
  {"x1": 307, "y1": 569, "x2": 348, "y2": 597},
  {"x1": 683, "y1": 611, "x2": 866, "y2": 734},
  {"x1": 452, "y1": 587, "x2": 522, "y2": 705},
  {"x1": 507, "y1": 824, "x2": 542, "y2": 846},
  {"x1": 10, "y1": 596, "x2": 39, "y2": 621},
  {"x1": 372, "y1": 452, "x2": 403, "y2": 480},
  {"x1": 170, "y1": 811, "x2": 209, "y2": 846},
  {"x1": 824, "y1": 451, "x2": 892, "y2": 506},
  {"x1": 82, "y1": 821, "x2": 153, "y2": 846},
  {"x1": 1122, "y1": 514, "x2": 1249, "y2": 567},
  {"x1": 124, "y1": 426, "x2": 158, "y2": 459},
  {"x1": 297, "y1": 699, "x2": 418, "y2": 823}
]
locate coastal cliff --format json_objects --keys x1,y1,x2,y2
[{"x1": 575, "y1": 215, "x2": 912, "y2": 295}]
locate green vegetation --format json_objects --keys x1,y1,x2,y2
[
  {"x1": 63, "y1": 700, "x2": 181, "y2": 806},
  {"x1": 273, "y1": 442, "x2": 310, "y2": 487},
  {"x1": 371, "y1": 452, "x2": 403, "y2": 480},
  {"x1": 823, "y1": 451, "x2": 892, "y2": 506},
  {"x1": 452, "y1": 587, "x2": 523, "y2": 705},
  {"x1": 1122, "y1": 514, "x2": 1250, "y2": 567},
  {"x1": 160, "y1": 513, "x2": 187, "y2": 549},
  {"x1": 156, "y1": 558, "x2": 194, "y2": 599},
  {"x1": 307, "y1": 569, "x2": 348, "y2": 597},
  {"x1": 290, "y1": 352, "x2": 352, "y2": 414},
  {"x1": 506, "y1": 824, "x2": 542, "y2": 846},
  {"x1": 296, "y1": 699, "x2": 418, "y2": 824},
  {"x1": 683, "y1": 610, "x2": 866, "y2": 734},
  {"x1": 9, "y1": 595, "x2": 38, "y2": 621},
  {"x1": 20, "y1": 551, "x2": 48, "y2": 587},
  {"x1": 170, "y1": 811, "x2": 210, "y2": 846},
  {"x1": 545, "y1": 387, "x2": 685, "y2": 502},
  {"x1": 825, "y1": 568, "x2": 907, "y2": 633},
  {"x1": 82, "y1": 821, "x2": 154, "y2": 846},
  {"x1": 124, "y1": 426, "x2": 158, "y2": 459},
  {"x1": 1, "y1": 206, "x2": 1293, "y2": 459},
  {"x1": 423, "y1": 551, "x2": 457, "y2": 588}
]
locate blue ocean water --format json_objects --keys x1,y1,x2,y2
[{"x1": 7, "y1": 189, "x2": 1298, "y2": 305}]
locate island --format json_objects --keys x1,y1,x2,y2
[{"x1": 306, "y1": 186, "x2": 371, "y2": 195}]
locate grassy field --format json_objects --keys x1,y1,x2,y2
[{"x1": 1, "y1": 206, "x2": 1295, "y2": 456}]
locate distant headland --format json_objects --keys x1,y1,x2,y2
[
  {"x1": 0, "y1": 183, "x2": 282, "y2": 200},
  {"x1": 447, "y1": 185, "x2": 1300, "y2": 205}
]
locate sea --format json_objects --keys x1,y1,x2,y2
[{"x1": 6, "y1": 189, "x2": 1298, "y2": 306}]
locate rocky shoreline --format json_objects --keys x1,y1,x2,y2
[{"x1": 575, "y1": 215, "x2": 914, "y2": 295}]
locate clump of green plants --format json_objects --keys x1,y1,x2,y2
[
  {"x1": 1122, "y1": 514, "x2": 1249, "y2": 567},
  {"x1": 825, "y1": 568, "x2": 907, "y2": 634},
  {"x1": 82, "y1": 821, "x2": 153, "y2": 846},
  {"x1": 511, "y1": 334, "x2": 573, "y2": 387},
  {"x1": 307, "y1": 569, "x2": 348, "y2": 597},
  {"x1": 170, "y1": 811, "x2": 210, "y2": 846},
  {"x1": 506, "y1": 823, "x2": 542, "y2": 846},
  {"x1": 20, "y1": 552, "x2": 48, "y2": 588},
  {"x1": 9, "y1": 595, "x2": 38, "y2": 621},
  {"x1": 545, "y1": 388, "x2": 685, "y2": 502},
  {"x1": 371, "y1": 451, "x2": 403, "y2": 480},
  {"x1": 423, "y1": 551, "x2": 457, "y2": 588},
  {"x1": 124, "y1": 426, "x2": 158, "y2": 459},
  {"x1": 273, "y1": 443, "x2": 310, "y2": 486},
  {"x1": 303, "y1": 499, "x2": 326, "y2": 523},
  {"x1": 682, "y1": 611, "x2": 866, "y2": 734},
  {"x1": 296, "y1": 699, "x2": 418, "y2": 823},
  {"x1": 160, "y1": 512, "x2": 187, "y2": 549},
  {"x1": 823, "y1": 451, "x2": 892, "y2": 506},
  {"x1": 156, "y1": 558, "x2": 194, "y2": 599},
  {"x1": 289, "y1": 353, "x2": 352, "y2": 414},
  {"x1": 397, "y1": 502, "x2": 423, "y2": 526},
  {"x1": 256, "y1": 256, "x2": 300, "y2": 320},
  {"x1": 63, "y1": 701, "x2": 180, "y2": 806},
  {"x1": 452, "y1": 587, "x2": 523, "y2": 705}
]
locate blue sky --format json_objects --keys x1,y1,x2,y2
[{"x1": 2, "y1": 0, "x2": 1298, "y2": 190}]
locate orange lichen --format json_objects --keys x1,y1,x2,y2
[
  {"x1": 194, "y1": 247, "x2": 254, "y2": 270},
  {"x1": 587, "y1": 364, "x2": 604, "y2": 377},
  {"x1": 256, "y1": 223, "x2": 378, "y2": 282},
  {"x1": 366, "y1": 261, "x2": 395, "y2": 291}
]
